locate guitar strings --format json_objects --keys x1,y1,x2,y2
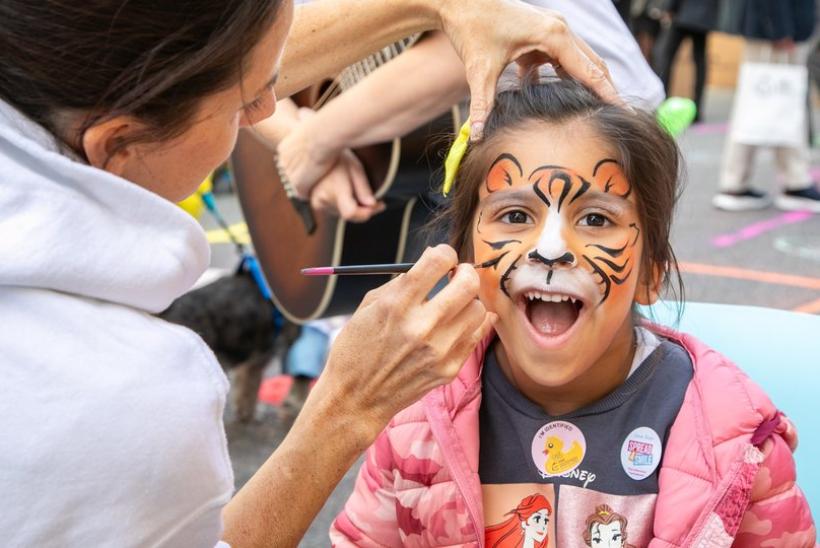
[{"x1": 315, "y1": 34, "x2": 422, "y2": 110}]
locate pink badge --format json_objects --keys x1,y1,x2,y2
[{"x1": 531, "y1": 421, "x2": 587, "y2": 478}]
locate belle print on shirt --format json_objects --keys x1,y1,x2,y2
[{"x1": 582, "y1": 504, "x2": 635, "y2": 548}]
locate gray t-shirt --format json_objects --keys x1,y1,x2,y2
[{"x1": 479, "y1": 335, "x2": 692, "y2": 547}]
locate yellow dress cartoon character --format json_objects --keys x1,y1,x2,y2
[{"x1": 543, "y1": 435, "x2": 583, "y2": 475}]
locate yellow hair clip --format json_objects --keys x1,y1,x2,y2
[{"x1": 442, "y1": 118, "x2": 471, "y2": 196}]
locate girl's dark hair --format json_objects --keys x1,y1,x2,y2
[
  {"x1": 0, "y1": 0, "x2": 284, "y2": 152},
  {"x1": 438, "y1": 80, "x2": 685, "y2": 307}
]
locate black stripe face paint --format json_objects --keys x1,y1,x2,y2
[
  {"x1": 500, "y1": 254, "x2": 522, "y2": 298},
  {"x1": 483, "y1": 239, "x2": 522, "y2": 250},
  {"x1": 472, "y1": 150, "x2": 643, "y2": 310},
  {"x1": 475, "y1": 252, "x2": 510, "y2": 271}
]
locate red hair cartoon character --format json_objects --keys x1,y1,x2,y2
[
  {"x1": 582, "y1": 504, "x2": 635, "y2": 548},
  {"x1": 486, "y1": 493, "x2": 552, "y2": 548}
]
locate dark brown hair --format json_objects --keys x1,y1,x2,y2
[
  {"x1": 582, "y1": 504, "x2": 634, "y2": 548},
  {"x1": 0, "y1": 0, "x2": 284, "y2": 153},
  {"x1": 436, "y1": 80, "x2": 685, "y2": 306}
]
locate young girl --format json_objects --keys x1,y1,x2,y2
[{"x1": 330, "y1": 81, "x2": 816, "y2": 547}]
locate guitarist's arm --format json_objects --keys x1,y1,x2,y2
[
  {"x1": 250, "y1": 98, "x2": 385, "y2": 222},
  {"x1": 277, "y1": 0, "x2": 621, "y2": 136},
  {"x1": 294, "y1": 31, "x2": 467, "y2": 158},
  {"x1": 273, "y1": 31, "x2": 468, "y2": 201}
]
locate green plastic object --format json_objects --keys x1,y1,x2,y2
[{"x1": 656, "y1": 97, "x2": 698, "y2": 137}]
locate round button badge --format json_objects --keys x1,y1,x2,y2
[
  {"x1": 620, "y1": 426, "x2": 663, "y2": 480},
  {"x1": 531, "y1": 420, "x2": 587, "y2": 477}
]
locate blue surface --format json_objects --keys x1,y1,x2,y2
[{"x1": 645, "y1": 301, "x2": 820, "y2": 520}]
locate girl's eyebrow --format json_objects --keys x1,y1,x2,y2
[
  {"x1": 479, "y1": 187, "x2": 538, "y2": 208},
  {"x1": 575, "y1": 190, "x2": 635, "y2": 213}
]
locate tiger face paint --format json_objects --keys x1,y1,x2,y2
[{"x1": 471, "y1": 124, "x2": 659, "y2": 409}]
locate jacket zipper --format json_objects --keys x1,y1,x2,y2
[{"x1": 424, "y1": 390, "x2": 484, "y2": 547}]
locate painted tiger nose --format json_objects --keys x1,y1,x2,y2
[{"x1": 528, "y1": 250, "x2": 576, "y2": 267}]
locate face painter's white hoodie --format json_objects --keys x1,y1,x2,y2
[{"x1": 0, "y1": 100, "x2": 233, "y2": 547}]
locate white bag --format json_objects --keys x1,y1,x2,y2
[{"x1": 729, "y1": 62, "x2": 808, "y2": 147}]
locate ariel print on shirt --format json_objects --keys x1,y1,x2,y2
[{"x1": 484, "y1": 484, "x2": 556, "y2": 548}]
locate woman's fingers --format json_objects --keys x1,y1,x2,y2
[
  {"x1": 398, "y1": 245, "x2": 461, "y2": 305},
  {"x1": 321, "y1": 245, "x2": 494, "y2": 430},
  {"x1": 463, "y1": 57, "x2": 502, "y2": 140},
  {"x1": 438, "y1": 306, "x2": 498, "y2": 378},
  {"x1": 439, "y1": 1, "x2": 624, "y2": 138},
  {"x1": 422, "y1": 263, "x2": 480, "y2": 322}
]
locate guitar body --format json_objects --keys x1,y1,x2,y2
[{"x1": 232, "y1": 109, "x2": 458, "y2": 323}]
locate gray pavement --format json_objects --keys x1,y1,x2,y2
[{"x1": 203, "y1": 87, "x2": 819, "y2": 546}]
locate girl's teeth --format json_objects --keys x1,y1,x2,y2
[{"x1": 524, "y1": 292, "x2": 580, "y2": 305}]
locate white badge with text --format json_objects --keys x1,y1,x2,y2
[{"x1": 620, "y1": 426, "x2": 662, "y2": 480}]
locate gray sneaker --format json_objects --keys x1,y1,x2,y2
[
  {"x1": 775, "y1": 186, "x2": 820, "y2": 213},
  {"x1": 712, "y1": 189, "x2": 771, "y2": 211}
]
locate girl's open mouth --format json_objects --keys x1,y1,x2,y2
[{"x1": 523, "y1": 291, "x2": 584, "y2": 338}]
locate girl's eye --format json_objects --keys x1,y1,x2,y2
[
  {"x1": 503, "y1": 210, "x2": 530, "y2": 224},
  {"x1": 579, "y1": 213, "x2": 610, "y2": 227}
]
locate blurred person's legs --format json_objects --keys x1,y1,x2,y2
[
  {"x1": 656, "y1": 26, "x2": 708, "y2": 121},
  {"x1": 690, "y1": 30, "x2": 708, "y2": 122},
  {"x1": 656, "y1": 25, "x2": 686, "y2": 92},
  {"x1": 716, "y1": 39, "x2": 820, "y2": 211},
  {"x1": 633, "y1": 16, "x2": 661, "y2": 63}
]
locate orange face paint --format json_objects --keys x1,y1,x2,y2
[
  {"x1": 474, "y1": 154, "x2": 641, "y2": 309},
  {"x1": 467, "y1": 124, "x2": 657, "y2": 407}
]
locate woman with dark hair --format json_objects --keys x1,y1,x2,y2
[{"x1": 0, "y1": 0, "x2": 624, "y2": 545}]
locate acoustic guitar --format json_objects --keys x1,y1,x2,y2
[{"x1": 232, "y1": 106, "x2": 459, "y2": 323}]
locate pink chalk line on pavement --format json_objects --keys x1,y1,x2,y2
[{"x1": 712, "y1": 210, "x2": 814, "y2": 248}]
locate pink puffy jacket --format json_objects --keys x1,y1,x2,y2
[{"x1": 331, "y1": 325, "x2": 816, "y2": 547}]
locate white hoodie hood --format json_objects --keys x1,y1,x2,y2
[
  {"x1": 0, "y1": 99, "x2": 209, "y2": 313},
  {"x1": 0, "y1": 100, "x2": 232, "y2": 546}
]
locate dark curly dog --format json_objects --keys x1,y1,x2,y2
[{"x1": 159, "y1": 268, "x2": 300, "y2": 422}]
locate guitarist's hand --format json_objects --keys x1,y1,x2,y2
[
  {"x1": 309, "y1": 149, "x2": 385, "y2": 223},
  {"x1": 312, "y1": 244, "x2": 497, "y2": 441},
  {"x1": 277, "y1": 107, "x2": 344, "y2": 201}
]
